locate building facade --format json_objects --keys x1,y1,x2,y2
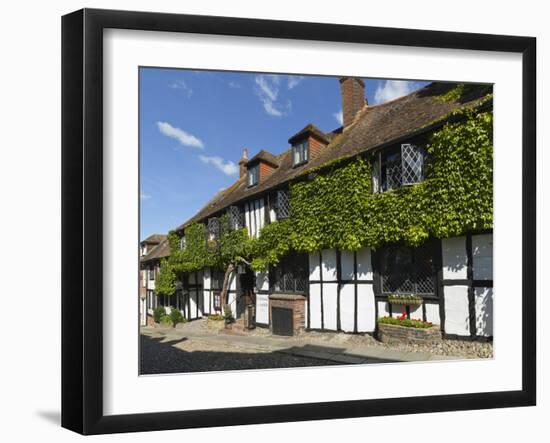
[{"x1": 142, "y1": 78, "x2": 493, "y2": 340}]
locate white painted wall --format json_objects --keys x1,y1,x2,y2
[
  {"x1": 341, "y1": 250, "x2": 354, "y2": 280},
  {"x1": 410, "y1": 304, "x2": 423, "y2": 321},
  {"x1": 444, "y1": 286, "x2": 470, "y2": 336},
  {"x1": 309, "y1": 252, "x2": 320, "y2": 281},
  {"x1": 244, "y1": 198, "x2": 265, "y2": 237},
  {"x1": 321, "y1": 249, "x2": 337, "y2": 281},
  {"x1": 425, "y1": 303, "x2": 441, "y2": 325},
  {"x1": 189, "y1": 289, "x2": 198, "y2": 319},
  {"x1": 340, "y1": 284, "x2": 355, "y2": 332},
  {"x1": 475, "y1": 287, "x2": 494, "y2": 337},
  {"x1": 472, "y1": 234, "x2": 493, "y2": 280},
  {"x1": 322, "y1": 283, "x2": 338, "y2": 330},
  {"x1": 308, "y1": 283, "x2": 322, "y2": 329},
  {"x1": 442, "y1": 236, "x2": 468, "y2": 280},
  {"x1": 356, "y1": 247, "x2": 373, "y2": 280},
  {"x1": 255, "y1": 293, "x2": 269, "y2": 325},
  {"x1": 378, "y1": 301, "x2": 390, "y2": 318},
  {"x1": 357, "y1": 284, "x2": 375, "y2": 332},
  {"x1": 255, "y1": 271, "x2": 269, "y2": 291}
]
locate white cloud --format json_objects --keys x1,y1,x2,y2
[
  {"x1": 287, "y1": 75, "x2": 304, "y2": 90},
  {"x1": 228, "y1": 81, "x2": 241, "y2": 88},
  {"x1": 373, "y1": 80, "x2": 419, "y2": 104},
  {"x1": 254, "y1": 75, "x2": 289, "y2": 117},
  {"x1": 169, "y1": 79, "x2": 193, "y2": 97},
  {"x1": 140, "y1": 192, "x2": 151, "y2": 200},
  {"x1": 156, "y1": 121, "x2": 204, "y2": 149},
  {"x1": 198, "y1": 155, "x2": 239, "y2": 176},
  {"x1": 333, "y1": 110, "x2": 343, "y2": 126}
]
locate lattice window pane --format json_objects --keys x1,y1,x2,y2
[
  {"x1": 228, "y1": 205, "x2": 243, "y2": 230},
  {"x1": 380, "y1": 246, "x2": 414, "y2": 294},
  {"x1": 385, "y1": 152, "x2": 402, "y2": 190},
  {"x1": 401, "y1": 143, "x2": 424, "y2": 185},
  {"x1": 276, "y1": 190, "x2": 290, "y2": 219},
  {"x1": 179, "y1": 236, "x2": 186, "y2": 250},
  {"x1": 413, "y1": 244, "x2": 435, "y2": 294},
  {"x1": 207, "y1": 218, "x2": 220, "y2": 252},
  {"x1": 270, "y1": 252, "x2": 308, "y2": 293}
]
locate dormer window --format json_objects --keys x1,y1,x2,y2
[
  {"x1": 373, "y1": 143, "x2": 426, "y2": 193},
  {"x1": 292, "y1": 140, "x2": 309, "y2": 166},
  {"x1": 247, "y1": 164, "x2": 259, "y2": 187}
]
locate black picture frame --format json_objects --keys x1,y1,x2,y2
[{"x1": 61, "y1": 8, "x2": 536, "y2": 435}]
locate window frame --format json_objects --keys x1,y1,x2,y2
[
  {"x1": 269, "y1": 251, "x2": 308, "y2": 294},
  {"x1": 292, "y1": 140, "x2": 309, "y2": 167},
  {"x1": 247, "y1": 164, "x2": 259, "y2": 187},
  {"x1": 373, "y1": 142, "x2": 427, "y2": 193},
  {"x1": 376, "y1": 241, "x2": 438, "y2": 298}
]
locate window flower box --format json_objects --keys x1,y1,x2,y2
[
  {"x1": 377, "y1": 317, "x2": 441, "y2": 344},
  {"x1": 387, "y1": 294, "x2": 423, "y2": 306}
]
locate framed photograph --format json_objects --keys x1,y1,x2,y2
[{"x1": 61, "y1": 8, "x2": 536, "y2": 435}]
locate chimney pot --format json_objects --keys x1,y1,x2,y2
[
  {"x1": 238, "y1": 148, "x2": 248, "y2": 178},
  {"x1": 339, "y1": 77, "x2": 367, "y2": 128}
]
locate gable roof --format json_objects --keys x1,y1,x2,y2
[
  {"x1": 246, "y1": 149, "x2": 280, "y2": 168},
  {"x1": 175, "y1": 82, "x2": 492, "y2": 233},
  {"x1": 140, "y1": 238, "x2": 170, "y2": 263},
  {"x1": 141, "y1": 234, "x2": 167, "y2": 245}
]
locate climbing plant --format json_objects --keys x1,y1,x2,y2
[{"x1": 157, "y1": 105, "x2": 493, "y2": 285}]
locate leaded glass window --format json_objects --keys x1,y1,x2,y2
[
  {"x1": 179, "y1": 236, "x2": 186, "y2": 250},
  {"x1": 270, "y1": 252, "x2": 308, "y2": 293},
  {"x1": 292, "y1": 141, "x2": 309, "y2": 166},
  {"x1": 228, "y1": 205, "x2": 243, "y2": 230},
  {"x1": 276, "y1": 190, "x2": 290, "y2": 219},
  {"x1": 375, "y1": 143, "x2": 426, "y2": 193},
  {"x1": 401, "y1": 144, "x2": 425, "y2": 185},
  {"x1": 379, "y1": 242, "x2": 436, "y2": 296}
]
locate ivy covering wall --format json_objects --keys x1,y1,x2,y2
[{"x1": 155, "y1": 105, "x2": 493, "y2": 296}]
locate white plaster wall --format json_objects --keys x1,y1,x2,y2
[
  {"x1": 227, "y1": 290, "x2": 237, "y2": 317},
  {"x1": 269, "y1": 206, "x2": 276, "y2": 223},
  {"x1": 203, "y1": 268, "x2": 211, "y2": 290},
  {"x1": 475, "y1": 287, "x2": 494, "y2": 337},
  {"x1": 147, "y1": 280, "x2": 155, "y2": 290},
  {"x1": 442, "y1": 236, "x2": 468, "y2": 280},
  {"x1": 341, "y1": 250, "x2": 355, "y2": 280},
  {"x1": 425, "y1": 303, "x2": 441, "y2": 325},
  {"x1": 189, "y1": 289, "x2": 198, "y2": 318},
  {"x1": 255, "y1": 271, "x2": 269, "y2": 291},
  {"x1": 444, "y1": 286, "x2": 470, "y2": 336},
  {"x1": 203, "y1": 290, "x2": 211, "y2": 314},
  {"x1": 322, "y1": 283, "x2": 338, "y2": 330},
  {"x1": 378, "y1": 301, "x2": 390, "y2": 318},
  {"x1": 410, "y1": 304, "x2": 423, "y2": 320},
  {"x1": 321, "y1": 249, "x2": 337, "y2": 281},
  {"x1": 229, "y1": 271, "x2": 236, "y2": 290},
  {"x1": 357, "y1": 284, "x2": 375, "y2": 332},
  {"x1": 255, "y1": 293, "x2": 269, "y2": 325},
  {"x1": 258, "y1": 198, "x2": 265, "y2": 234},
  {"x1": 356, "y1": 247, "x2": 373, "y2": 280},
  {"x1": 340, "y1": 284, "x2": 355, "y2": 332},
  {"x1": 309, "y1": 252, "x2": 320, "y2": 281},
  {"x1": 472, "y1": 234, "x2": 493, "y2": 280},
  {"x1": 308, "y1": 283, "x2": 322, "y2": 329}
]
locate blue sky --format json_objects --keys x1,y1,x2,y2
[{"x1": 140, "y1": 68, "x2": 428, "y2": 240}]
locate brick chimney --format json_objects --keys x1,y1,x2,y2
[
  {"x1": 339, "y1": 77, "x2": 367, "y2": 128},
  {"x1": 238, "y1": 148, "x2": 248, "y2": 178}
]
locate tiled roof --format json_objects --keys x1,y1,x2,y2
[
  {"x1": 140, "y1": 238, "x2": 170, "y2": 263},
  {"x1": 246, "y1": 149, "x2": 280, "y2": 168},
  {"x1": 141, "y1": 233, "x2": 167, "y2": 245},
  {"x1": 175, "y1": 82, "x2": 492, "y2": 233}
]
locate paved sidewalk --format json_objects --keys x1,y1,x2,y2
[{"x1": 141, "y1": 323, "x2": 459, "y2": 365}]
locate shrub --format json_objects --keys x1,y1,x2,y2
[
  {"x1": 153, "y1": 306, "x2": 166, "y2": 323},
  {"x1": 208, "y1": 314, "x2": 225, "y2": 321},
  {"x1": 378, "y1": 316, "x2": 433, "y2": 329},
  {"x1": 159, "y1": 315, "x2": 173, "y2": 327},
  {"x1": 169, "y1": 308, "x2": 185, "y2": 327},
  {"x1": 223, "y1": 304, "x2": 234, "y2": 323}
]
